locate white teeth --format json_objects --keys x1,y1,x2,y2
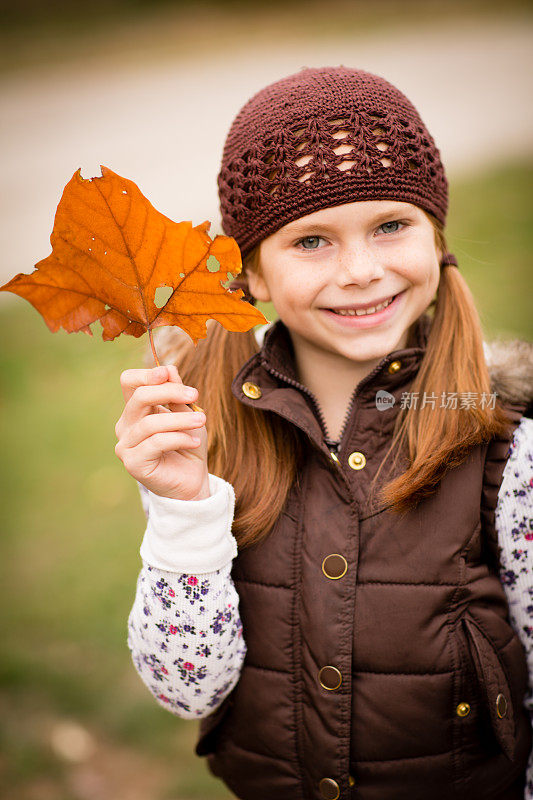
[{"x1": 332, "y1": 296, "x2": 395, "y2": 316}]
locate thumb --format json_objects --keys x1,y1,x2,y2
[
  {"x1": 165, "y1": 364, "x2": 184, "y2": 384},
  {"x1": 164, "y1": 365, "x2": 203, "y2": 414},
  {"x1": 152, "y1": 365, "x2": 169, "y2": 382}
]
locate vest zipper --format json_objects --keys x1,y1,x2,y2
[
  {"x1": 261, "y1": 354, "x2": 396, "y2": 458},
  {"x1": 260, "y1": 362, "x2": 332, "y2": 445}
]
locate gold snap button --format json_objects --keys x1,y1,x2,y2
[
  {"x1": 388, "y1": 360, "x2": 402, "y2": 374},
  {"x1": 348, "y1": 774, "x2": 355, "y2": 787},
  {"x1": 348, "y1": 451, "x2": 366, "y2": 470},
  {"x1": 456, "y1": 702, "x2": 470, "y2": 717},
  {"x1": 496, "y1": 693, "x2": 508, "y2": 718},
  {"x1": 242, "y1": 381, "x2": 262, "y2": 399},
  {"x1": 318, "y1": 666, "x2": 342, "y2": 691},
  {"x1": 322, "y1": 554, "x2": 348, "y2": 580},
  {"x1": 319, "y1": 778, "x2": 340, "y2": 800}
]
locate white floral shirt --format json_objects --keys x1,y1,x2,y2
[{"x1": 127, "y1": 417, "x2": 533, "y2": 797}]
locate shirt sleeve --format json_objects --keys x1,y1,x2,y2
[
  {"x1": 138, "y1": 472, "x2": 238, "y2": 574},
  {"x1": 128, "y1": 475, "x2": 246, "y2": 720},
  {"x1": 495, "y1": 416, "x2": 533, "y2": 799}
]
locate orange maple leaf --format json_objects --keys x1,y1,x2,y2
[{"x1": 0, "y1": 165, "x2": 268, "y2": 361}]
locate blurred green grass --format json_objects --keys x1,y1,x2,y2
[{"x1": 0, "y1": 157, "x2": 531, "y2": 799}]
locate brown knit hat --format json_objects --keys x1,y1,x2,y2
[{"x1": 219, "y1": 65, "x2": 458, "y2": 292}]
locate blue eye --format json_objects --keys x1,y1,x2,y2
[
  {"x1": 296, "y1": 236, "x2": 324, "y2": 250},
  {"x1": 379, "y1": 220, "x2": 402, "y2": 234}
]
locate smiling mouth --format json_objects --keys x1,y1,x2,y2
[{"x1": 326, "y1": 294, "x2": 399, "y2": 316}]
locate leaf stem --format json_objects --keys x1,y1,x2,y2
[{"x1": 148, "y1": 328, "x2": 160, "y2": 367}]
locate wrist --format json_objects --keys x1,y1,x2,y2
[
  {"x1": 149, "y1": 478, "x2": 211, "y2": 502},
  {"x1": 163, "y1": 479, "x2": 210, "y2": 502},
  {"x1": 189, "y1": 483, "x2": 211, "y2": 501}
]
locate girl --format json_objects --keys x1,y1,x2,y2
[{"x1": 115, "y1": 67, "x2": 533, "y2": 799}]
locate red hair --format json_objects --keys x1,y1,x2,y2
[{"x1": 148, "y1": 211, "x2": 512, "y2": 547}]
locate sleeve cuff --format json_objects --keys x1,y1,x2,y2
[{"x1": 139, "y1": 473, "x2": 238, "y2": 573}]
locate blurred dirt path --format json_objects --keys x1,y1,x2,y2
[{"x1": 0, "y1": 16, "x2": 532, "y2": 293}]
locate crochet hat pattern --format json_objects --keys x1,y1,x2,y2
[{"x1": 218, "y1": 66, "x2": 457, "y2": 276}]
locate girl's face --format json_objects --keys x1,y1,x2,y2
[{"x1": 248, "y1": 200, "x2": 442, "y2": 366}]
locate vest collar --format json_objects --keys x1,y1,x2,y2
[
  {"x1": 231, "y1": 312, "x2": 433, "y2": 459},
  {"x1": 258, "y1": 311, "x2": 431, "y2": 388}
]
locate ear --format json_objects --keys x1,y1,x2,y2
[{"x1": 246, "y1": 270, "x2": 272, "y2": 304}]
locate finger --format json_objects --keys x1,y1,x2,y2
[
  {"x1": 123, "y1": 410, "x2": 206, "y2": 450},
  {"x1": 154, "y1": 403, "x2": 173, "y2": 414},
  {"x1": 163, "y1": 367, "x2": 205, "y2": 415},
  {"x1": 165, "y1": 364, "x2": 182, "y2": 383},
  {"x1": 119, "y1": 366, "x2": 184, "y2": 405},
  {"x1": 116, "y1": 399, "x2": 196, "y2": 442},
  {"x1": 162, "y1": 365, "x2": 198, "y2": 413},
  {"x1": 123, "y1": 382, "x2": 199, "y2": 426},
  {"x1": 135, "y1": 430, "x2": 202, "y2": 462}
]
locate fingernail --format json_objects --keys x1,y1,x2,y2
[{"x1": 183, "y1": 387, "x2": 196, "y2": 399}]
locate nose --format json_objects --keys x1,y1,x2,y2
[{"x1": 335, "y1": 245, "x2": 385, "y2": 288}]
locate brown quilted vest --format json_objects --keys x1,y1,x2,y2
[{"x1": 195, "y1": 313, "x2": 532, "y2": 800}]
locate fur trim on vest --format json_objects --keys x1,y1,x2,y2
[{"x1": 485, "y1": 337, "x2": 533, "y2": 415}]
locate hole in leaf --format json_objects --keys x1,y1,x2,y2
[
  {"x1": 380, "y1": 157, "x2": 392, "y2": 168},
  {"x1": 207, "y1": 256, "x2": 220, "y2": 272},
  {"x1": 337, "y1": 160, "x2": 356, "y2": 172},
  {"x1": 297, "y1": 171, "x2": 314, "y2": 183},
  {"x1": 372, "y1": 126, "x2": 386, "y2": 136},
  {"x1": 376, "y1": 142, "x2": 389, "y2": 152},
  {"x1": 154, "y1": 286, "x2": 173, "y2": 308},
  {"x1": 179, "y1": 272, "x2": 185, "y2": 278}
]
